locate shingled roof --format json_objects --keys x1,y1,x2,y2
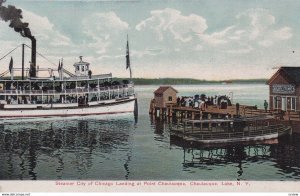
[
  {"x1": 154, "y1": 86, "x2": 178, "y2": 94},
  {"x1": 267, "y1": 67, "x2": 300, "y2": 85}
]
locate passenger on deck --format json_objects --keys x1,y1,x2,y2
[
  {"x1": 91, "y1": 95, "x2": 97, "y2": 102},
  {"x1": 49, "y1": 98, "x2": 53, "y2": 104}
]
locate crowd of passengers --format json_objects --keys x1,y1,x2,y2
[
  {"x1": 2, "y1": 80, "x2": 130, "y2": 92},
  {"x1": 5, "y1": 92, "x2": 125, "y2": 105},
  {"x1": 176, "y1": 95, "x2": 232, "y2": 110}
]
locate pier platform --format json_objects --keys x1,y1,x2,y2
[
  {"x1": 149, "y1": 85, "x2": 300, "y2": 133},
  {"x1": 149, "y1": 103, "x2": 300, "y2": 133}
]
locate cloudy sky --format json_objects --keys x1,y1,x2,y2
[{"x1": 0, "y1": 0, "x2": 300, "y2": 80}]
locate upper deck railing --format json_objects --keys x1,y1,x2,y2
[{"x1": 0, "y1": 84, "x2": 134, "y2": 96}]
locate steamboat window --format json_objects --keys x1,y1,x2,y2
[
  {"x1": 77, "y1": 65, "x2": 80, "y2": 71},
  {"x1": 82, "y1": 66, "x2": 85, "y2": 72}
]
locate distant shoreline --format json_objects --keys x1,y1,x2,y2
[
  {"x1": 116, "y1": 78, "x2": 267, "y2": 85},
  {"x1": 1, "y1": 76, "x2": 267, "y2": 85}
]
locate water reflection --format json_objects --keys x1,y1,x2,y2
[
  {"x1": 170, "y1": 137, "x2": 300, "y2": 180},
  {"x1": 150, "y1": 115, "x2": 170, "y2": 144},
  {"x1": 0, "y1": 116, "x2": 135, "y2": 180},
  {"x1": 150, "y1": 117, "x2": 300, "y2": 180},
  {"x1": 179, "y1": 144, "x2": 269, "y2": 180}
]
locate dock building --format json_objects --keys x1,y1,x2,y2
[{"x1": 267, "y1": 67, "x2": 300, "y2": 112}]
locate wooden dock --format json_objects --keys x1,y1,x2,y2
[
  {"x1": 150, "y1": 103, "x2": 271, "y2": 119},
  {"x1": 149, "y1": 101, "x2": 300, "y2": 133},
  {"x1": 149, "y1": 85, "x2": 300, "y2": 133}
]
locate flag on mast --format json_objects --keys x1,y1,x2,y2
[
  {"x1": 61, "y1": 58, "x2": 63, "y2": 70},
  {"x1": 126, "y1": 35, "x2": 132, "y2": 79},
  {"x1": 9, "y1": 57, "x2": 13, "y2": 73},
  {"x1": 58, "y1": 60, "x2": 61, "y2": 72},
  {"x1": 126, "y1": 36, "x2": 130, "y2": 69}
]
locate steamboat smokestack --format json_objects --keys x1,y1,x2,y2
[
  {"x1": 30, "y1": 36, "x2": 36, "y2": 77},
  {"x1": 0, "y1": 0, "x2": 37, "y2": 77}
]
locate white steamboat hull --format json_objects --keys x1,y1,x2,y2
[{"x1": 0, "y1": 97, "x2": 136, "y2": 119}]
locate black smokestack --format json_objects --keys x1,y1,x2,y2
[
  {"x1": 0, "y1": 0, "x2": 36, "y2": 77},
  {"x1": 29, "y1": 37, "x2": 36, "y2": 77}
]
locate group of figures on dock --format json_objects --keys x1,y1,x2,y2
[{"x1": 176, "y1": 94, "x2": 232, "y2": 110}]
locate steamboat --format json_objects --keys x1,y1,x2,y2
[{"x1": 0, "y1": 37, "x2": 137, "y2": 119}]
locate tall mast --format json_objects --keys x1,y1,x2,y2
[
  {"x1": 126, "y1": 35, "x2": 132, "y2": 79},
  {"x1": 22, "y1": 44, "x2": 25, "y2": 80}
]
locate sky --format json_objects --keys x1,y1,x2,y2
[{"x1": 0, "y1": 0, "x2": 300, "y2": 80}]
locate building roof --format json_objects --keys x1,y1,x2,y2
[
  {"x1": 267, "y1": 67, "x2": 300, "y2": 85},
  {"x1": 154, "y1": 86, "x2": 178, "y2": 94}
]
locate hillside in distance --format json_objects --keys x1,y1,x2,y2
[{"x1": 116, "y1": 78, "x2": 268, "y2": 85}]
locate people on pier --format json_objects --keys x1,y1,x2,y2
[
  {"x1": 225, "y1": 113, "x2": 230, "y2": 119},
  {"x1": 194, "y1": 100, "x2": 199, "y2": 108},
  {"x1": 264, "y1": 100, "x2": 268, "y2": 112},
  {"x1": 185, "y1": 97, "x2": 189, "y2": 107},
  {"x1": 236, "y1": 102, "x2": 240, "y2": 116},
  {"x1": 177, "y1": 97, "x2": 180, "y2": 106},
  {"x1": 200, "y1": 100, "x2": 206, "y2": 111},
  {"x1": 180, "y1": 97, "x2": 185, "y2": 107}
]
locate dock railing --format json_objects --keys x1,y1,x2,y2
[{"x1": 170, "y1": 118, "x2": 290, "y2": 141}]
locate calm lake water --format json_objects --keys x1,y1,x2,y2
[{"x1": 0, "y1": 84, "x2": 300, "y2": 180}]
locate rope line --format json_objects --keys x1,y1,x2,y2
[
  {"x1": 62, "y1": 68, "x2": 76, "y2": 77},
  {"x1": 0, "y1": 45, "x2": 21, "y2": 62},
  {"x1": 0, "y1": 70, "x2": 9, "y2": 78},
  {"x1": 0, "y1": 44, "x2": 76, "y2": 78},
  {"x1": 24, "y1": 44, "x2": 57, "y2": 67}
]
